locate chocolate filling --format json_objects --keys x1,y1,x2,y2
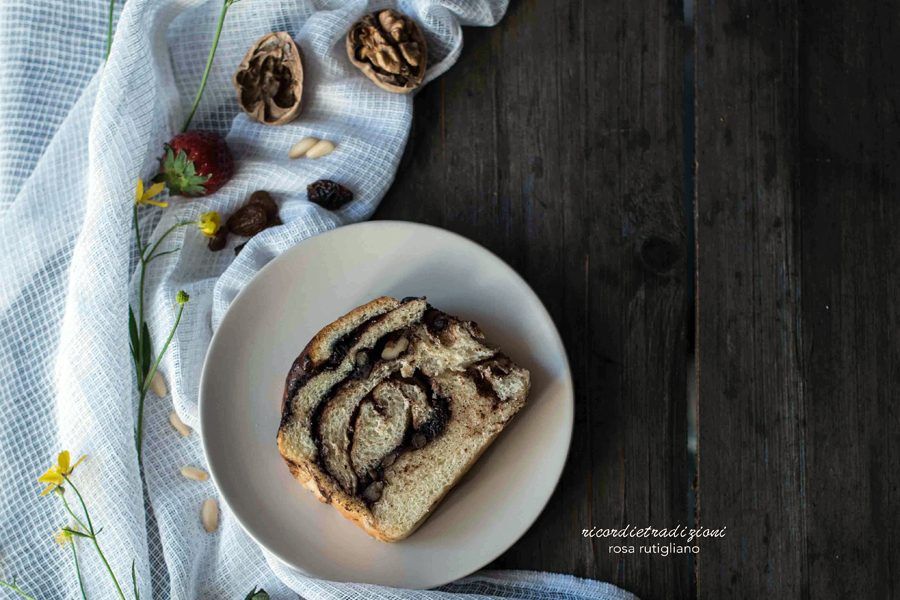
[
  {"x1": 423, "y1": 306, "x2": 450, "y2": 336},
  {"x1": 312, "y1": 367, "x2": 452, "y2": 502},
  {"x1": 281, "y1": 308, "x2": 406, "y2": 426},
  {"x1": 464, "y1": 354, "x2": 514, "y2": 405}
]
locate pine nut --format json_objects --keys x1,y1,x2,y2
[
  {"x1": 289, "y1": 137, "x2": 318, "y2": 159},
  {"x1": 305, "y1": 139, "x2": 335, "y2": 159},
  {"x1": 168, "y1": 412, "x2": 192, "y2": 437},
  {"x1": 149, "y1": 371, "x2": 168, "y2": 397},
  {"x1": 180, "y1": 466, "x2": 209, "y2": 481},
  {"x1": 201, "y1": 499, "x2": 219, "y2": 532}
]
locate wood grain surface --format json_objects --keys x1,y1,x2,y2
[
  {"x1": 375, "y1": 0, "x2": 900, "y2": 598},
  {"x1": 694, "y1": 0, "x2": 900, "y2": 598}
]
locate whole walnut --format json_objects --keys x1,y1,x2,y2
[
  {"x1": 234, "y1": 32, "x2": 304, "y2": 125},
  {"x1": 346, "y1": 10, "x2": 427, "y2": 94}
]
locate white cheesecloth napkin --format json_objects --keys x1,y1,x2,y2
[{"x1": 0, "y1": 0, "x2": 637, "y2": 598}]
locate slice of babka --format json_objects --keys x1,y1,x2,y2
[{"x1": 276, "y1": 296, "x2": 530, "y2": 541}]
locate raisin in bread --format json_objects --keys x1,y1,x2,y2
[{"x1": 276, "y1": 296, "x2": 530, "y2": 542}]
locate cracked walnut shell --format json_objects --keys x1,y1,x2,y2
[
  {"x1": 346, "y1": 10, "x2": 427, "y2": 94},
  {"x1": 234, "y1": 32, "x2": 304, "y2": 125}
]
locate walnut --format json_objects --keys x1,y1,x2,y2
[
  {"x1": 233, "y1": 32, "x2": 304, "y2": 125},
  {"x1": 346, "y1": 10, "x2": 427, "y2": 94}
]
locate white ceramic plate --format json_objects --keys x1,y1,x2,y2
[{"x1": 200, "y1": 221, "x2": 573, "y2": 589}]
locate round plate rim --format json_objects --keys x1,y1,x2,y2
[{"x1": 199, "y1": 220, "x2": 574, "y2": 588}]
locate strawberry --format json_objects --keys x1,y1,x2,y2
[{"x1": 158, "y1": 131, "x2": 234, "y2": 197}]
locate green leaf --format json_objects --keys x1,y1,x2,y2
[
  {"x1": 132, "y1": 559, "x2": 140, "y2": 600},
  {"x1": 128, "y1": 306, "x2": 143, "y2": 386},
  {"x1": 141, "y1": 322, "x2": 153, "y2": 379},
  {"x1": 244, "y1": 588, "x2": 269, "y2": 600},
  {"x1": 128, "y1": 306, "x2": 139, "y2": 358},
  {"x1": 182, "y1": 153, "x2": 196, "y2": 178}
]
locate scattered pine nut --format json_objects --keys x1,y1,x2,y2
[
  {"x1": 149, "y1": 371, "x2": 168, "y2": 397},
  {"x1": 180, "y1": 466, "x2": 209, "y2": 481},
  {"x1": 168, "y1": 412, "x2": 192, "y2": 437},
  {"x1": 201, "y1": 499, "x2": 219, "y2": 533},
  {"x1": 305, "y1": 139, "x2": 335, "y2": 159},
  {"x1": 289, "y1": 137, "x2": 318, "y2": 159}
]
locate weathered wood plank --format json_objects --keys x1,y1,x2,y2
[
  {"x1": 796, "y1": 1, "x2": 900, "y2": 596},
  {"x1": 694, "y1": 1, "x2": 806, "y2": 596},
  {"x1": 695, "y1": 0, "x2": 900, "y2": 597},
  {"x1": 377, "y1": 1, "x2": 690, "y2": 598}
]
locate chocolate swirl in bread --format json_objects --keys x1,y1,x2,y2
[{"x1": 277, "y1": 297, "x2": 530, "y2": 541}]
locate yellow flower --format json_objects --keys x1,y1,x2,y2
[
  {"x1": 135, "y1": 178, "x2": 168, "y2": 208},
  {"x1": 197, "y1": 211, "x2": 221, "y2": 237},
  {"x1": 54, "y1": 528, "x2": 74, "y2": 546},
  {"x1": 38, "y1": 451, "x2": 86, "y2": 496}
]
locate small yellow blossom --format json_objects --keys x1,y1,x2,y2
[
  {"x1": 135, "y1": 178, "x2": 168, "y2": 208},
  {"x1": 197, "y1": 211, "x2": 221, "y2": 237},
  {"x1": 38, "y1": 451, "x2": 86, "y2": 496},
  {"x1": 54, "y1": 528, "x2": 74, "y2": 546}
]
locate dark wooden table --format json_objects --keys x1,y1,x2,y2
[{"x1": 375, "y1": 1, "x2": 900, "y2": 598}]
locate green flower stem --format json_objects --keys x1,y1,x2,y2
[
  {"x1": 71, "y1": 542, "x2": 88, "y2": 600},
  {"x1": 129, "y1": 213, "x2": 191, "y2": 464},
  {"x1": 132, "y1": 204, "x2": 145, "y2": 254},
  {"x1": 181, "y1": 0, "x2": 238, "y2": 132},
  {"x1": 141, "y1": 301, "x2": 186, "y2": 399},
  {"x1": 142, "y1": 221, "x2": 192, "y2": 264},
  {"x1": 105, "y1": 0, "x2": 116, "y2": 60},
  {"x1": 0, "y1": 581, "x2": 36, "y2": 600},
  {"x1": 65, "y1": 477, "x2": 127, "y2": 600},
  {"x1": 132, "y1": 203, "x2": 146, "y2": 388},
  {"x1": 135, "y1": 299, "x2": 187, "y2": 464},
  {"x1": 60, "y1": 493, "x2": 90, "y2": 533},
  {"x1": 137, "y1": 219, "x2": 189, "y2": 380}
]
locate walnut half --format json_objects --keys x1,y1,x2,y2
[
  {"x1": 346, "y1": 10, "x2": 427, "y2": 94},
  {"x1": 233, "y1": 32, "x2": 304, "y2": 126}
]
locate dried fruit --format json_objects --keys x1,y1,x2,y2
[
  {"x1": 158, "y1": 131, "x2": 234, "y2": 197},
  {"x1": 226, "y1": 203, "x2": 269, "y2": 236},
  {"x1": 234, "y1": 32, "x2": 304, "y2": 125},
  {"x1": 362, "y1": 480, "x2": 384, "y2": 503},
  {"x1": 201, "y1": 498, "x2": 219, "y2": 532},
  {"x1": 307, "y1": 179, "x2": 353, "y2": 210},
  {"x1": 207, "y1": 227, "x2": 228, "y2": 251},
  {"x1": 346, "y1": 10, "x2": 427, "y2": 93},
  {"x1": 247, "y1": 190, "x2": 279, "y2": 221}
]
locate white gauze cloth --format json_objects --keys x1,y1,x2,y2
[{"x1": 0, "y1": 0, "x2": 636, "y2": 598}]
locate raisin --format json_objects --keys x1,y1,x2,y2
[
  {"x1": 207, "y1": 227, "x2": 228, "y2": 251},
  {"x1": 307, "y1": 179, "x2": 353, "y2": 210},
  {"x1": 226, "y1": 204, "x2": 268, "y2": 236},
  {"x1": 247, "y1": 190, "x2": 279, "y2": 220}
]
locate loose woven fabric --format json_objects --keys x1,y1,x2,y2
[{"x1": 0, "y1": 1, "x2": 636, "y2": 598}]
